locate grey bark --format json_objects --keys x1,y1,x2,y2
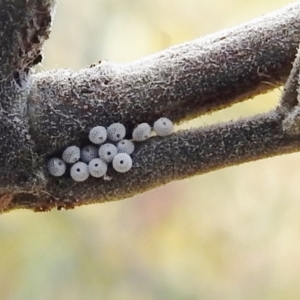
[{"x1": 1, "y1": 1, "x2": 300, "y2": 213}]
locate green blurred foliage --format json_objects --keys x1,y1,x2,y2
[{"x1": 2, "y1": 0, "x2": 300, "y2": 299}]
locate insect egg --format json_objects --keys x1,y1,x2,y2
[
  {"x1": 47, "y1": 157, "x2": 66, "y2": 177},
  {"x1": 70, "y1": 162, "x2": 89, "y2": 182},
  {"x1": 88, "y1": 158, "x2": 107, "y2": 178},
  {"x1": 98, "y1": 143, "x2": 118, "y2": 163},
  {"x1": 132, "y1": 123, "x2": 151, "y2": 141},
  {"x1": 107, "y1": 123, "x2": 126, "y2": 142},
  {"x1": 112, "y1": 153, "x2": 133, "y2": 173},
  {"x1": 89, "y1": 126, "x2": 107, "y2": 145},
  {"x1": 81, "y1": 145, "x2": 98, "y2": 163},
  {"x1": 117, "y1": 139, "x2": 135, "y2": 155},
  {"x1": 153, "y1": 117, "x2": 174, "y2": 136},
  {"x1": 62, "y1": 146, "x2": 80, "y2": 164}
]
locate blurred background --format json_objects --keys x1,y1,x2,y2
[{"x1": 1, "y1": 0, "x2": 299, "y2": 299}]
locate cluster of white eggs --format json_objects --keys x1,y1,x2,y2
[{"x1": 47, "y1": 117, "x2": 174, "y2": 182}]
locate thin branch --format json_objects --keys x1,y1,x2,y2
[
  {"x1": 8, "y1": 110, "x2": 300, "y2": 212},
  {"x1": 282, "y1": 39, "x2": 300, "y2": 136},
  {"x1": 280, "y1": 44, "x2": 300, "y2": 114}
]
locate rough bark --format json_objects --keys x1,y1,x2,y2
[{"x1": 1, "y1": 1, "x2": 300, "y2": 213}]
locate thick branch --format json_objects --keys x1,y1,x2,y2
[
  {"x1": 28, "y1": 2, "x2": 300, "y2": 155},
  {"x1": 0, "y1": 0, "x2": 56, "y2": 197}
]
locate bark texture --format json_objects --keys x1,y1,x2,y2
[{"x1": 1, "y1": 1, "x2": 300, "y2": 213}]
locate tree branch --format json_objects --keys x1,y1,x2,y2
[
  {"x1": 1, "y1": 2, "x2": 300, "y2": 213},
  {"x1": 9, "y1": 109, "x2": 300, "y2": 212},
  {"x1": 29, "y1": 2, "x2": 300, "y2": 154},
  {"x1": 0, "y1": 0, "x2": 55, "y2": 207}
]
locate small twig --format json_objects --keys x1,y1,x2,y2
[{"x1": 280, "y1": 46, "x2": 300, "y2": 115}]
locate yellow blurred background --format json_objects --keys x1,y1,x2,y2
[{"x1": 1, "y1": 0, "x2": 300, "y2": 299}]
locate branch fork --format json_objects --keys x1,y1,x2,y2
[{"x1": 1, "y1": 2, "x2": 300, "y2": 212}]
